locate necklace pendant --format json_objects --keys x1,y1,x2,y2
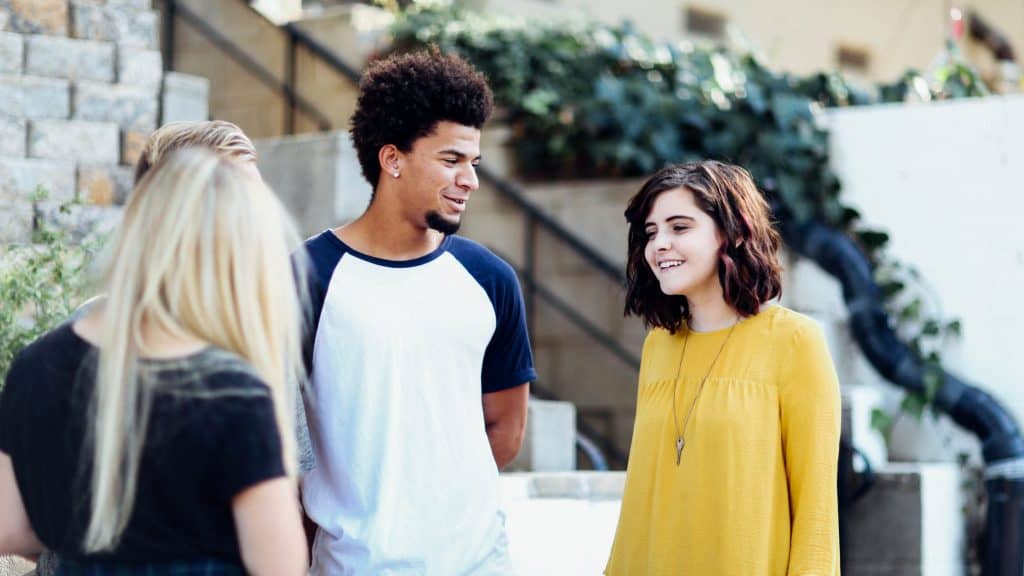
[{"x1": 675, "y1": 437, "x2": 685, "y2": 465}]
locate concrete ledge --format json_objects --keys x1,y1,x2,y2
[
  {"x1": 0, "y1": 117, "x2": 26, "y2": 157},
  {"x1": 0, "y1": 156, "x2": 76, "y2": 202},
  {"x1": 254, "y1": 131, "x2": 371, "y2": 236},
  {"x1": 0, "y1": 31, "x2": 23, "y2": 74},
  {"x1": 846, "y1": 462, "x2": 965, "y2": 576},
  {"x1": 508, "y1": 398, "x2": 576, "y2": 472},
  {"x1": 29, "y1": 119, "x2": 119, "y2": 163},
  {"x1": 0, "y1": 74, "x2": 70, "y2": 120},
  {"x1": 25, "y1": 33, "x2": 115, "y2": 82},
  {"x1": 500, "y1": 472, "x2": 624, "y2": 576},
  {"x1": 73, "y1": 81, "x2": 158, "y2": 131},
  {"x1": 70, "y1": 2, "x2": 157, "y2": 48},
  {"x1": 160, "y1": 72, "x2": 208, "y2": 124}
]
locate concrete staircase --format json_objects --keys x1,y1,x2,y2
[{"x1": 0, "y1": 0, "x2": 209, "y2": 245}]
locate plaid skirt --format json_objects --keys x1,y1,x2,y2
[{"x1": 55, "y1": 560, "x2": 245, "y2": 576}]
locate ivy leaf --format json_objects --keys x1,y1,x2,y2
[
  {"x1": 946, "y1": 320, "x2": 962, "y2": 337},
  {"x1": 870, "y1": 408, "x2": 894, "y2": 439},
  {"x1": 900, "y1": 298, "x2": 922, "y2": 321},
  {"x1": 880, "y1": 280, "x2": 905, "y2": 298},
  {"x1": 858, "y1": 230, "x2": 890, "y2": 250},
  {"x1": 923, "y1": 367, "x2": 943, "y2": 402},
  {"x1": 901, "y1": 392, "x2": 927, "y2": 420}
]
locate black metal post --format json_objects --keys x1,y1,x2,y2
[
  {"x1": 284, "y1": 28, "x2": 297, "y2": 135},
  {"x1": 523, "y1": 213, "x2": 537, "y2": 339},
  {"x1": 161, "y1": 0, "x2": 175, "y2": 72}
]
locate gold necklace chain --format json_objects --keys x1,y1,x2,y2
[{"x1": 670, "y1": 317, "x2": 739, "y2": 466}]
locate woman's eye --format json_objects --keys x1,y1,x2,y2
[
  {"x1": 673, "y1": 225, "x2": 689, "y2": 232},
  {"x1": 444, "y1": 158, "x2": 458, "y2": 165}
]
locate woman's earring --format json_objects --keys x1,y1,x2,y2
[{"x1": 393, "y1": 171, "x2": 400, "y2": 178}]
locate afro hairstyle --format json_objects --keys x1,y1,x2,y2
[{"x1": 350, "y1": 46, "x2": 494, "y2": 190}]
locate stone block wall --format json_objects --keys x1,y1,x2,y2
[{"x1": 0, "y1": 0, "x2": 208, "y2": 244}]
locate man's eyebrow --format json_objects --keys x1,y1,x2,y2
[{"x1": 438, "y1": 148, "x2": 482, "y2": 161}]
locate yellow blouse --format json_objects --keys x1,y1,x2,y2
[{"x1": 605, "y1": 305, "x2": 841, "y2": 576}]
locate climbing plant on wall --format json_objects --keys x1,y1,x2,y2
[
  {"x1": 388, "y1": 1, "x2": 980, "y2": 418},
  {"x1": 0, "y1": 192, "x2": 97, "y2": 385}
]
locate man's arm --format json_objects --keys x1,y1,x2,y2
[{"x1": 482, "y1": 383, "x2": 529, "y2": 470}]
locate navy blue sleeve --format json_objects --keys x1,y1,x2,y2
[
  {"x1": 296, "y1": 231, "x2": 347, "y2": 377},
  {"x1": 449, "y1": 238, "x2": 537, "y2": 393}
]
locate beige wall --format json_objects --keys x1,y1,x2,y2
[
  {"x1": 249, "y1": 0, "x2": 1024, "y2": 87},
  {"x1": 465, "y1": 0, "x2": 1022, "y2": 85},
  {"x1": 160, "y1": 0, "x2": 359, "y2": 139}
]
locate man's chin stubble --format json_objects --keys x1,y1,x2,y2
[{"x1": 425, "y1": 211, "x2": 461, "y2": 235}]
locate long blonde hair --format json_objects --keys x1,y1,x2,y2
[{"x1": 84, "y1": 149, "x2": 305, "y2": 552}]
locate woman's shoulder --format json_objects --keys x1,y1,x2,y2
[
  {"x1": 8, "y1": 322, "x2": 89, "y2": 381},
  {"x1": 756, "y1": 304, "x2": 825, "y2": 343}
]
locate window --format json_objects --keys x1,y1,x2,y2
[
  {"x1": 684, "y1": 7, "x2": 727, "y2": 40},
  {"x1": 836, "y1": 45, "x2": 871, "y2": 73}
]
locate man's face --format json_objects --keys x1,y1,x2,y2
[{"x1": 396, "y1": 121, "x2": 481, "y2": 235}]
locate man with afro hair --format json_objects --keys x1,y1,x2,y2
[{"x1": 299, "y1": 47, "x2": 535, "y2": 575}]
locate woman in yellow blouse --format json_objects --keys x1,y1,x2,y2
[{"x1": 605, "y1": 160, "x2": 841, "y2": 575}]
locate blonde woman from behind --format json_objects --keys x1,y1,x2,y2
[{"x1": 0, "y1": 149, "x2": 308, "y2": 576}]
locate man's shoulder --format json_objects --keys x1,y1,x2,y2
[
  {"x1": 445, "y1": 235, "x2": 517, "y2": 282},
  {"x1": 302, "y1": 229, "x2": 345, "y2": 257}
]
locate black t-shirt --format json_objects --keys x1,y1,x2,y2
[{"x1": 0, "y1": 323, "x2": 286, "y2": 565}]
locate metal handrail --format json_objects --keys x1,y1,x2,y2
[
  {"x1": 283, "y1": 22, "x2": 364, "y2": 82},
  {"x1": 477, "y1": 164, "x2": 628, "y2": 286},
  {"x1": 162, "y1": 0, "x2": 333, "y2": 131}
]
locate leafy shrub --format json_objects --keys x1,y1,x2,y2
[{"x1": 0, "y1": 193, "x2": 100, "y2": 386}]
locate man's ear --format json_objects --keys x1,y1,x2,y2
[{"x1": 378, "y1": 144, "x2": 402, "y2": 179}]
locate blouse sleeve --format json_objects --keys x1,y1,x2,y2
[{"x1": 779, "y1": 321, "x2": 842, "y2": 576}]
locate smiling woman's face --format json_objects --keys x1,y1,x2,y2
[{"x1": 643, "y1": 186, "x2": 723, "y2": 300}]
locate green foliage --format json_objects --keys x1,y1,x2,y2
[
  {"x1": 389, "y1": 2, "x2": 986, "y2": 428},
  {"x1": 0, "y1": 191, "x2": 98, "y2": 386}
]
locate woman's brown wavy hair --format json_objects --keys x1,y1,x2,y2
[{"x1": 624, "y1": 160, "x2": 782, "y2": 333}]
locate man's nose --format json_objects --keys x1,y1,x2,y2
[{"x1": 457, "y1": 164, "x2": 479, "y2": 191}]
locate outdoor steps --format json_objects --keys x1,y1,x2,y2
[{"x1": 0, "y1": 0, "x2": 209, "y2": 244}]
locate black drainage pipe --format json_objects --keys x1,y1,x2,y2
[{"x1": 778, "y1": 212, "x2": 1024, "y2": 576}]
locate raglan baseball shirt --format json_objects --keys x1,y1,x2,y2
[{"x1": 300, "y1": 230, "x2": 536, "y2": 576}]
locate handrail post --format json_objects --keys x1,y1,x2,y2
[
  {"x1": 284, "y1": 27, "x2": 297, "y2": 135},
  {"x1": 161, "y1": 0, "x2": 175, "y2": 72},
  {"x1": 524, "y1": 212, "x2": 537, "y2": 339}
]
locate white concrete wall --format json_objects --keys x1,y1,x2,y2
[
  {"x1": 499, "y1": 472, "x2": 624, "y2": 576},
  {"x1": 822, "y1": 94, "x2": 1024, "y2": 460}
]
